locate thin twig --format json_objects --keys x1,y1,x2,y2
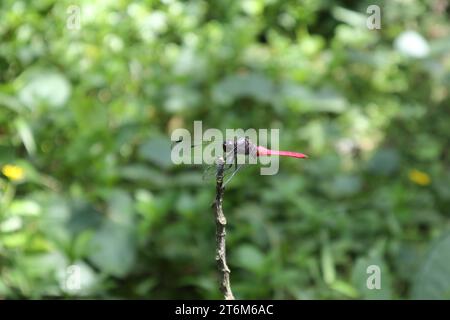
[{"x1": 213, "y1": 157, "x2": 235, "y2": 300}]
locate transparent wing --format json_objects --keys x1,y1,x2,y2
[
  {"x1": 223, "y1": 163, "x2": 245, "y2": 187},
  {"x1": 201, "y1": 163, "x2": 218, "y2": 181},
  {"x1": 201, "y1": 161, "x2": 236, "y2": 181},
  {"x1": 201, "y1": 146, "x2": 240, "y2": 182}
]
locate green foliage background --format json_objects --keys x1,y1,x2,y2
[{"x1": 1, "y1": 0, "x2": 450, "y2": 299}]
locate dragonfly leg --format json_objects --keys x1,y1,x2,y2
[{"x1": 234, "y1": 136, "x2": 237, "y2": 171}]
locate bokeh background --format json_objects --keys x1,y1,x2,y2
[{"x1": 1, "y1": 0, "x2": 450, "y2": 299}]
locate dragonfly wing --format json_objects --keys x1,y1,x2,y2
[
  {"x1": 202, "y1": 163, "x2": 217, "y2": 181},
  {"x1": 202, "y1": 162, "x2": 236, "y2": 181},
  {"x1": 202, "y1": 148, "x2": 240, "y2": 181},
  {"x1": 223, "y1": 163, "x2": 245, "y2": 187}
]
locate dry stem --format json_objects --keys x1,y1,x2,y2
[{"x1": 213, "y1": 157, "x2": 235, "y2": 300}]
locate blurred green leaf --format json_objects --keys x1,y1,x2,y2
[
  {"x1": 352, "y1": 255, "x2": 392, "y2": 299},
  {"x1": 367, "y1": 149, "x2": 400, "y2": 176},
  {"x1": 332, "y1": 7, "x2": 366, "y2": 27},
  {"x1": 17, "y1": 69, "x2": 71, "y2": 109},
  {"x1": 213, "y1": 73, "x2": 275, "y2": 105},
  {"x1": 88, "y1": 220, "x2": 137, "y2": 277},
  {"x1": 15, "y1": 118, "x2": 36, "y2": 155},
  {"x1": 233, "y1": 244, "x2": 265, "y2": 273},
  {"x1": 139, "y1": 137, "x2": 173, "y2": 170},
  {"x1": 412, "y1": 232, "x2": 450, "y2": 299}
]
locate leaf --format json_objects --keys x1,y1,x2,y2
[
  {"x1": 412, "y1": 232, "x2": 450, "y2": 299},
  {"x1": 88, "y1": 220, "x2": 136, "y2": 277},
  {"x1": 2, "y1": 233, "x2": 27, "y2": 248},
  {"x1": 0, "y1": 145, "x2": 15, "y2": 163},
  {"x1": 321, "y1": 242, "x2": 336, "y2": 285},
  {"x1": 0, "y1": 93, "x2": 24, "y2": 113},
  {"x1": 429, "y1": 36, "x2": 450, "y2": 57},
  {"x1": 107, "y1": 190, "x2": 134, "y2": 226},
  {"x1": 322, "y1": 174, "x2": 362, "y2": 198},
  {"x1": 281, "y1": 82, "x2": 346, "y2": 113},
  {"x1": 352, "y1": 255, "x2": 392, "y2": 299},
  {"x1": 394, "y1": 31, "x2": 430, "y2": 59},
  {"x1": 332, "y1": 7, "x2": 366, "y2": 27},
  {"x1": 175, "y1": 192, "x2": 196, "y2": 217},
  {"x1": 212, "y1": 73, "x2": 275, "y2": 106},
  {"x1": 138, "y1": 137, "x2": 173, "y2": 169},
  {"x1": 0, "y1": 216, "x2": 23, "y2": 232},
  {"x1": 119, "y1": 164, "x2": 169, "y2": 187},
  {"x1": 23, "y1": 251, "x2": 66, "y2": 271},
  {"x1": 367, "y1": 148, "x2": 400, "y2": 176},
  {"x1": 59, "y1": 261, "x2": 100, "y2": 296},
  {"x1": 164, "y1": 85, "x2": 201, "y2": 112},
  {"x1": 233, "y1": 244, "x2": 265, "y2": 273},
  {"x1": 15, "y1": 118, "x2": 36, "y2": 155},
  {"x1": 9, "y1": 199, "x2": 42, "y2": 216},
  {"x1": 72, "y1": 230, "x2": 94, "y2": 260},
  {"x1": 329, "y1": 280, "x2": 358, "y2": 298},
  {"x1": 18, "y1": 69, "x2": 71, "y2": 109},
  {"x1": 67, "y1": 202, "x2": 103, "y2": 235}
]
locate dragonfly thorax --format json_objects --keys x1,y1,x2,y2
[{"x1": 222, "y1": 137, "x2": 257, "y2": 157}]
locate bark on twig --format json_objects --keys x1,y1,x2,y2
[{"x1": 213, "y1": 157, "x2": 235, "y2": 300}]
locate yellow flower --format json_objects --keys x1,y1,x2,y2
[
  {"x1": 409, "y1": 169, "x2": 431, "y2": 186},
  {"x1": 1, "y1": 164, "x2": 25, "y2": 181}
]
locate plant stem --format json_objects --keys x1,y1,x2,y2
[{"x1": 214, "y1": 157, "x2": 235, "y2": 300}]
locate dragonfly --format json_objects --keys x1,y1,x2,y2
[{"x1": 174, "y1": 136, "x2": 308, "y2": 186}]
